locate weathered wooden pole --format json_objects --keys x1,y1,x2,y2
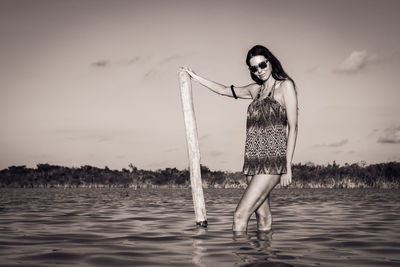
[{"x1": 178, "y1": 70, "x2": 207, "y2": 227}]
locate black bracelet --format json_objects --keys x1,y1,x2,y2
[{"x1": 230, "y1": 85, "x2": 238, "y2": 99}]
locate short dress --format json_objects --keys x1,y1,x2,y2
[{"x1": 242, "y1": 82, "x2": 288, "y2": 175}]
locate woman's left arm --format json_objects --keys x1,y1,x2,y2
[{"x1": 281, "y1": 80, "x2": 298, "y2": 187}]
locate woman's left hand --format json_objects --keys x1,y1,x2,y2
[{"x1": 280, "y1": 166, "x2": 292, "y2": 187}]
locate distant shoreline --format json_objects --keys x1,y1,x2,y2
[{"x1": 1, "y1": 162, "x2": 399, "y2": 189}]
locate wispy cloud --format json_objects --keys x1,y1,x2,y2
[
  {"x1": 368, "y1": 128, "x2": 379, "y2": 137},
  {"x1": 144, "y1": 69, "x2": 159, "y2": 79},
  {"x1": 378, "y1": 125, "x2": 400, "y2": 144},
  {"x1": 126, "y1": 57, "x2": 140, "y2": 65},
  {"x1": 314, "y1": 139, "x2": 348, "y2": 148},
  {"x1": 144, "y1": 54, "x2": 184, "y2": 79},
  {"x1": 90, "y1": 57, "x2": 140, "y2": 68},
  {"x1": 91, "y1": 60, "x2": 110, "y2": 68},
  {"x1": 335, "y1": 50, "x2": 376, "y2": 74},
  {"x1": 161, "y1": 55, "x2": 182, "y2": 64}
]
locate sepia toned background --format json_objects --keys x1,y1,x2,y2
[{"x1": 1, "y1": 0, "x2": 399, "y2": 171}]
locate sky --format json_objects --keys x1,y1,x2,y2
[{"x1": 0, "y1": 0, "x2": 399, "y2": 171}]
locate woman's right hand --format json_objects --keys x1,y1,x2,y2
[{"x1": 179, "y1": 66, "x2": 197, "y2": 80}]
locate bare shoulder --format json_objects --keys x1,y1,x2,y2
[
  {"x1": 279, "y1": 79, "x2": 298, "y2": 112},
  {"x1": 280, "y1": 80, "x2": 296, "y2": 96}
]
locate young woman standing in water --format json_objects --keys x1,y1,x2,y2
[{"x1": 180, "y1": 45, "x2": 298, "y2": 232}]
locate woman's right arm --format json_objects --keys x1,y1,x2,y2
[{"x1": 179, "y1": 67, "x2": 257, "y2": 99}]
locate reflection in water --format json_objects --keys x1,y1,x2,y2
[
  {"x1": 0, "y1": 188, "x2": 399, "y2": 266},
  {"x1": 233, "y1": 230, "x2": 294, "y2": 267},
  {"x1": 192, "y1": 228, "x2": 208, "y2": 267}
]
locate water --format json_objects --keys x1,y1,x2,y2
[{"x1": 0, "y1": 188, "x2": 399, "y2": 267}]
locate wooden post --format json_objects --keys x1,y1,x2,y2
[{"x1": 178, "y1": 70, "x2": 207, "y2": 227}]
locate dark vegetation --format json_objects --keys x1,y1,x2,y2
[{"x1": 0, "y1": 161, "x2": 399, "y2": 189}]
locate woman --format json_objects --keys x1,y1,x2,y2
[{"x1": 180, "y1": 45, "x2": 298, "y2": 232}]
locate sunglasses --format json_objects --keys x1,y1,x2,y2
[{"x1": 249, "y1": 60, "x2": 269, "y2": 73}]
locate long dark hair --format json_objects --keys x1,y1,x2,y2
[{"x1": 246, "y1": 45, "x2": 296, "y2": 88}]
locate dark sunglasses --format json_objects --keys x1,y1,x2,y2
[{"x1": 249, "y1": 60, "x2": 269, "y2": 73}]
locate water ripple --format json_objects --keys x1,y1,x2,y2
[{"x1": 0, "y1": 188, "x2": 399, "y2": 266}]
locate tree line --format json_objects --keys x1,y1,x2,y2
[{"x1": 0, "y1": 161, "x2": 399, "y2": 189}]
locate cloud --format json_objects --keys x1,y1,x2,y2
[
  {"x1": 378, "y1": 125, "x2": 400, "y2": 144},
  {"x1": 335, "y1": 50, "x2": 376, "y2": 74},
  {"x1": 368, "y1": 128, "x2": 379, "y2": 137},
  {"x1": 91, "y1": 60, "x2": 110, "y2": 68},
  {"x1": 144, "y1": 54, "x2": 184, "y2": 79},
  {"x1": 144, "y1": 69, "x2": 160, "y2": 79},
  {"x1": 314, "y1": 139, "x2": 348, "y2": 148},
  {"x1": 90, "y1": 57, "x2": 140, "y2": 68},
  {"x1": 160, "y1": 55, "x2": 182, "y2": 64},
  {"x1": 126, "y1": 57, "x2": 140, "y2": 65}
]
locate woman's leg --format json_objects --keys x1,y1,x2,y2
[
  {"x1": 246, "y1": 175, "x2": 275, "y2": 231},
  {"x1": 233, "y1": 174, "x2": 280, "y2": 232}
]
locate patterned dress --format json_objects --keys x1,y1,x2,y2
[{"x1": 242, "y1": 82, "x2": 288, "y2": 175}]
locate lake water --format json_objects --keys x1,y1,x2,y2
[{"x1": 0, "y1": 188, "x2": 399, "y2": 267}]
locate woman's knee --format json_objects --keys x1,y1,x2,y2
[
  {"x1": 233, "y1": 208, "x2": 249, "y2": 223},
  {"x1": 233, "y1": 209, "x2": 242, "y2": 222},
  {"x1": 255, "y1": 208, "x2": 270, "y2": 218},
  {"x1": 255, "y1": 198, "x2": 271, "y2": 217}
]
